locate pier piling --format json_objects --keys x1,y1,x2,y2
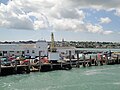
[
  {"x1": 0, "y1": 57, "x2": 1, "y2": 75},
  {"x1": 27, "y1": 60, "x2": 31, "y2": 73},
  {"x1": 118, "y1": 55, "x2": 120, "y2": 64},
  {"x1": 76, "y1": 51, "x2": 80, "y2": 68},
  {"x1": 116, "y1": 55, "x2": 119, "y2": 64},
  {"x1": 83, "y1": 54, "x2": 86, "y2": 67},
  {"x1": 69, "y1": 51, "x2": 72, "y2": 67},
  {"x1": 106, "y1": 55, "x2": 108, "y2": 64},
  {"x1": 60, "y1": 62, "x2": 63, "y2": 68},
  {"x1": 51, "y1": 62, "x2": 53, "y2": 70},
  {"x1": 100, "y1": 55, "x2": 103, "y2": 66},
  {"x1": 88, "y1": 56, "x2": 92, "y2": 67},
  {"x1": 15, "y1": 59, "x2": 17, "y2": 73},
  {"x1": 95, "y1": 55, "x2": 98, "y2": 66},
  {"x1": 39, "y1": 51, "x2": 41, "y2": 72}
]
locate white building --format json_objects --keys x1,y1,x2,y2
[
  {"x1": 56, "y1": 47, "x2": 76, "y2": 55},
  {"x1": 48, "y1": 47, "x2": 76, "y2": 61},
  {"x1": 0, "y1": 40, "x2": 48, "y2": 57}
]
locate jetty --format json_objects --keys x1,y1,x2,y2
[{"x1": 0, "y1": 50, "x2": 120, "y2": 76}]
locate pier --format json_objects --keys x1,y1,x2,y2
[{"x1": 0, "y1": 50, "x2": 120, "y2": 76}]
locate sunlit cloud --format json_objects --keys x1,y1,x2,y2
[{"x1": 0, "y1": 0, "x2": 120, "y2": 35}]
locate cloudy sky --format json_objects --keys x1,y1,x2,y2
[{"x1": 0, "y1": 0, "x2": 120, "y2": 42}]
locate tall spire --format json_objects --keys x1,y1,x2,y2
[
  {"x1": 51, "y1": 32, "x2": 55, "y2": 49},
  {"x1": 50, "y1": 32, "x2": 56, "y2": 52}
]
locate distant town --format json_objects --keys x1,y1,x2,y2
[{"x1": 0, "y1": 40, "x2": 120, "y2": 49}]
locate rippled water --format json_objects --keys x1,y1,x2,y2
[{"x1": 0, "y1": 65, "x2": 120, "y2": 90}]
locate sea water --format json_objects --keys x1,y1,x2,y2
[{"x1": 0, "y1": 65, "x2": 120, "y2": 90}]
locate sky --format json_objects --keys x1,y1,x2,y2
[{"x1": 0, "y1": 0, "x2": 120, "y2": 42}]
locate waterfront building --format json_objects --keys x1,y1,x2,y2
[{"x1": 0, "y1": 40, "x2": 48, "y2": 57}]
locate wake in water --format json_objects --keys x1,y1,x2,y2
[{"x1": 83, "y1": 65, "x2": 120, "y2": 76}]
